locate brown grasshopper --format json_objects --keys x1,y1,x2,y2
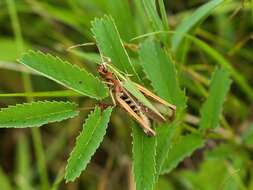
[{"x1": 97, "y1": 63, "x2": 176, "y2": 136}]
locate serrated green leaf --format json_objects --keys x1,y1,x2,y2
[
  {"x1": 65, "y1": 106, "x2": 112, "y2": 182},
  {"x1": 155, "y1": 121, "x2": 178, "y2": 179},
  {"x1": 19, "y1": 50, "x2": 108, "y2": 100},
  {"x1": 133, "y1": 0, "x2": 151, "y2": 34},
  {"x1": 139, "y1": 40, "x2": 186, "y2": 109},
  {"x1": 139, "y1": 40, "x2": 186, "y2": 180},
  {"x1": 105, "y1": 0, "x2": 134, "y2": 41},
  {"x1": 142, "y1": 0, "x2": 163, "y2": 31},
  {"x1": 91, "y1": 16, "x2": 139, "y2": 79},
  {"x1": 161, "y1": 134, "x2": 204, "y2": 174},
  {"x1": 199, "y1": 67, "x2": 231, "y2": 130},
  {"x1": 132, "y1": 122, "x2": 156, "y2": 190},
  {"x1": 0, "y1": 101, "x2": 78, "y2": 128},
  {"x1": 172, "y1": 0, "x2": 225, "y2": 52},
  {"x1": 142, "y1": 0, "x2": 168, "y2": 44}
]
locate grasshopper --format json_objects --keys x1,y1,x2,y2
[{"x1": 98, "y1": 63, "x2": 176, "y2": 136}]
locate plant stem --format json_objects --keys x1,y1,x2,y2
[{"x1": 6, "y1": 0, "x2": 49, "y2": 189}]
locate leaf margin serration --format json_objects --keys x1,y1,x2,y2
[
  {"x1": 0, "y1": 100, "x2": 79, "y2": 128},
  {"x1": 18, "y1": 50, "x2": 108, "y2": 100}
]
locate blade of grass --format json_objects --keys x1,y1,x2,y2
[
  {"x1": 199, "y1": 67, "x2": 232, "y2": 130},
  {"x1": 161, "y1": 134, "x2": 204, "y2": 174},
  {"x1": 105, "y1": 0, "x2": 134, "y2": 41},
  {"x1": 251, "y1": 0, "x2": 253, "y2": 17},
  {"x1": 6, "y1": 1, "x2": 49, "y2": 189},
  {"x1": 15, "y1": 135, "x2": 33, "y2": 190},
  {"x1": 133, "y1": 0, "x2": 150, "y2": 34},
  {"x1": 189, "y1": 36, "x2": 253, "y2": 102},
  {"x1": 172, "y1": 0, "x2": 225, "y2": 52},
  {"x1": 142, "y1": 0, "x2": 169, "y2": 44},
  {"x1": 158, "y1": 0, "x2": 169, "y2": 32},
  {"x1": 0, "y1": 90, "x2": 81, "y2": 97},
  {"x1": 0, "y1": 168, "x2": 13, "y2": 190}
]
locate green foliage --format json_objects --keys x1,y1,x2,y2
[
  {"x1": 242, "y1": 123, "x2": 253, "y2": 146},
  {"x1": 91, "y1": 16, "x2": 139, "y2": 79},
  {"x1": 139, "y1": 40, "x2": 186, "y2": 109},
  {"x1": 132, "y1": 123, "x2": 156, "y2": 190},
  {"x1": 178, "y1": 159, "x2": 230, "y2": 190},
  {"x1": 139, "y1": 40, "x2": 186, "y2": 181},
  {"x1": 178, "y1": 144, "x2": 248, "y2": 190},
  {"x1": 142, "y1": 0, "x2": 164, "y2": 32},
  {"x1": 65, "y1": 106, "x2": 112, "y2": 182},
  {"x1": 0, "y1": 101, "x2": 78, "y2": 128},
  {"x1": 190, "y1": 36, "x2": 253, "y2": 102},
  {"x1": 105, "y1": 0, "x2": 134, "y2": 41},
  {"x1": 0, "y1": 168, "x2": 12, "y2": 190},
  {"x1": 1, "y1": 0, "x2": 252, "y2": 189},
  {"x1": 199, "y1": 67, "x2": 231, "y2": 130},
  {"x1": 172, "y1": 0, "x2": 225, "y2": 51},
  {"x1": 161, "y1": 134, "x2": 204, "y2": 174},
  {"x1": 15, "y1": 135, "x2": 33, "y2": 190},
  {"x1": 19, "y1": 51, "x2": 108, "y2": 100},
  {"x1": 155, "y1": 122, "x2": 178, "y2": 178},
  {"x1": 0, "y1": 38, "x2": 27, "y2": 61},
  {"x1": 142, "y1": 0, "x2": 168, "y2": 43}
]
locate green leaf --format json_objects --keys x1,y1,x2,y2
[
  {"x1": 0, "y1": 101, "x2": 78, "y2": 128},
  {"x1": 19, "y1": 50, "x2": 108, "y2": 100},
  {"x1": 189, "y1": 36, "x2": 253, "y2": 102},
  {"x1": 142, "y1": 0, "x2": 168, "y2": 44},
  {"x1": 139, "y1": 40, "x2": 186, "y2": 109},
  {"x1": 65, "y1": 106, "x2": 112, "y2": 182},
  {"x1": 91, "y1": 16, "x2": 139, "y2": 79},
  {"x1": 0, "y1": 168, "x2": 13, "y2": 190},
  {"x1": 242, "y1": 123, "x2": 253, "y2": 146},
  {"x1": 178, "y1": 159, "x2": 229, "y2": 190},
  {"x1": 105, "y1": 0, "x2": 134, "y2": 41},
  {"x1": 199, "y1": 67, "x2": 231, "y2": 130},
  {"x1": 142, "y1": 0, "x2": 163, "y2": 31},
  {"x1": 15, "y1": 135, "x2": 33, "y2": 190},
  {"x1": 161, "y1": 134, "x2": 204, "y2": 174},
  {"x1": 172, "y1": 0, "x2": 225, "y2": 52},
  {"x1": 139, "y1": 40, "x2": 186, "y2": 179},
  {"x1": 157, "y1": 0, "x2": 169, "y2": 31},
  {"x1": 132, "y1": 122, "x2": 156, "y2": 190},
  {"x1": 133, "y1": 0, "x2": 151, "y2": 34},
  {"x1": 155, "y1": 122, "x2": 178, "y2": 178},
  {"x1": 0, "y1": 38, "x2": 27, "y2": 61}
]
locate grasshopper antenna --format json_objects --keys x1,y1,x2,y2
[{"x1": 66, "y1": 42, "x2": 96, "y2": 51}]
